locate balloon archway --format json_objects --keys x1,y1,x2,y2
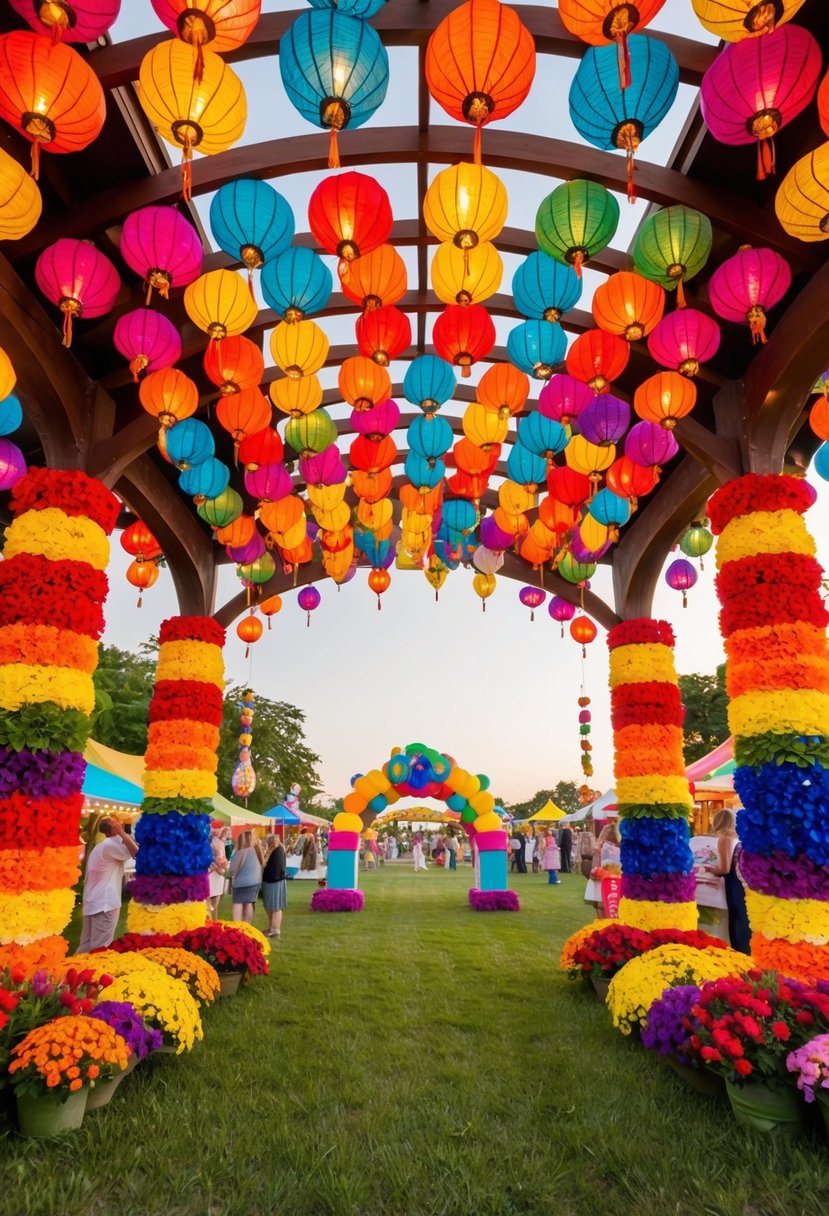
[{"x1": 322, "y1": 743, "x2": 513, "y2": 910}]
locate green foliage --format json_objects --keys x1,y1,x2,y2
[
  {"x1": 678, "y1": 665, "x2": 729, "y2": 764},
  {"x1": 506, "y1": 779, "x2": 581, "y2": 819},
  {"x1": 734, "y1": 731, "x2": 829, "y2": 770},
  {"x1": 217, "y1": 684, "x2": 322, "y2": 814},
  {"x1": 0, "y1": 703, "x2": 91, "y2": 753},
  {"x1": 92, "y1": 643, "x2": 157, "y2": 755}
]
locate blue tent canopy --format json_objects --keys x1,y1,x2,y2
[
  {"x1": 83, "y1": 763, "x2": 143, "y2": 806},
  {"x1": 262, "y1": 804, "x2": 301, "y2": 824}
]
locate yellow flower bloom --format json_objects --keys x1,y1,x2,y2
[
  {"x1": 141, "y1": 947, "x2": 220, "y2": 1005},
  {"x1": 728, "y1": 689, "x2": 829, "y2": 739},
  {"x1": 143, "y1": 769, "x2": 218, "y2": 800},
  {"x1": 155, "y1": 639, "x2": 224, "y2": 686},
  {"x1": 606, "y1": 944, "x2": 749, "y2": 1034},
  {"x1": 615, "y1": 776, "x2": 692, "y2": 808},
  {"x1": 0, "y1": 663, "x2": 94, "y2": 714},
  {"x1": 0, "y1": 888, "x2": 76, "y2": 946},
  {"x1": 609, "y1": 643, "x2": 679, "y2": 689},
  {"x1": 126, "y1": 900, "x2": 208, "y2": 936},
  {"x1": 618, "y1": 899, "x2": 698, "y2": 932},
  {"x1": 105, "y1": 967, "x2": 203, "y2": 1054},
  {"x1": 4, "y1": 507, "x2": 110, "y2": 570},
  {"x1": 715, "y1": 510, "x2": 814, "y2": 569},
  {"x1": 746, "y1": 891, "x2": 829, "y2": 945}
]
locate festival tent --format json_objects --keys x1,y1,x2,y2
[
  {"x1": 527, "y1": 799, "x2": 567, "y2": 823},
  {"x1": 262, "y1": 804, "x2": 330, "y2": 828},
  {"x1": 559, "y1": 789, "x2": 618, "y2": 823},
  {"x1": 83, "y1": 763, "x2": 143, "y2": 807},
  {"x1": 685, "y1": 738, "x2": 734, "y2": 783}
]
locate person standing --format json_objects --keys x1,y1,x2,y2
[
  {"x1": 228, "y1": 830, "x2": 264, "y2": 923},
  {"x1": 207, "y1": 829, "x2": 228, "y2": 920},
  {"x1": 559, "y1": 825, "x2": 573, "y2": 874},
  {"x1": 77, "y1": 819, "x2": 138, "y2": 953},
  {"x1": 445, "y1": 829, "x2": 459, "y2": 871},
  {"x1": 300, "y1": 827, "x2": 318, "y2": 874},
  {"x1": 261, "y1": 834, "x2": 287, "y2": 938},
  {"x1": 707, "y1": 809, "x2": 751, "y2": 954},
  {"x1": 510, "y1": 828, "x2": 527, "y2": 874},
  {"x1": 542, "y1": 831, "x2": 560, "y2": 885},
  {"x1": 412, "y1": 830, "x2": 428, "y2": 871}
]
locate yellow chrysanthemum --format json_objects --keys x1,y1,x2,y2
[
  {"x1": 746, "y1": 891, "x2": 829, "y2": 945},
  {"x1": 618, "y1": 899, "x2": 698, "y2": 932},
  {"x1": 0, "y1": 888, "x2": 75, "y2": 945},
  {"x1": 4, "y1": 507, "x2": 110, "y2": 570},
  {"x1": 606, "y1": 944, "x2": 749, "y2": 1034},
  {"x1": 609, "y1": 643, "x2": 678, "y2": 689},
  {"x1": 126, "y1": 900, "x2": 208, "y2": 936},
  {"x1": 0, "y1": 664, "x2": 94, "y2": 713},
  {"x1": 615, "y1": 775, "x2": 693, "y2": 808},
  {"x1": 728, "y1": 689, "x2": 829, "y2": 739},
  {"x1": 715, "y1": 510, "x2": 814, "y2": 569},
  {"x1": 155, "y1": 639, "x2": 224, "y2": 686},
  {"x1": 143, "y1": 770, "x2": 218, "y2": 800}
]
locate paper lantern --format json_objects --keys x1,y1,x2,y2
[
  {"x1": 569, "y1": 35, "x2": 679, "y2": 200},
  {"x1": 647, "y1": 309, "x2": 721, "y2": 377},
  {"x1": 368, "y1": 567, "x2": 391, "y2": 608},
  {"x1": 559, "y1": 552, "x2": 597, "y2": 584},
  {"x1": 691, "y1": 0, "x2": 806, "y2": 40},
  {"x1": 0, "y1": 439, "x2": 26, "y2": 491},
  {"x1": 121, "y1": 520, "x2": 161, "y2": 561},
  {"x1": 126, "y1": 559, "x2": 159, "y2": 608},
  {"x1": 578, "y1": 394, "x2": 630, "y2": 446},
  {"x1": 633, "y1": 206, "x2": 713, "y2": 305},
  {"x1": 605, "y1": 454, "x2": 659, "y2": 502},
  {"x1": 700, "y1": 26, "x2": 821, "y2": 180},
  {"x1": 559, "y1": 0, "x2": 667, "y2": 89},
  {"x1": 237, "y1": 613, "x2": 264, "y2": 655},
  {"x1": 138, "y1": 40, "x2": 246, "y2": 198},
  {"x1": 139, "y1": 368, "x2": 199, "y2": 430},
  {"x1": 209, "y1": 179, "x2": 294, "y2": 281},
  {"x1": 520, "y1": 413, "x2": 568, "y2": 461},
  {"x1": 665, "y1": 557, "x2": 697, "y2": 607},
  {"x1": 9, "y1": 0, "x2": 121, "y2": 41},
  {"x1": 624, "y1": 419, "x2": 678, "y2": 466},
  {"x1": 810, "y1": 396, "x2": 829, "y2": 441},
  {"x1": 423, "y1": 162, "x2": 508, "y2": 248},
  {"x1": 775, "y1": 145, "x2": 829, "y2": 244},
  {"x1": 538, "y1": 374, "x2": 593, "y2": 426},
  {"x1": 707, "y1": 245, "x2": 791, "y2": 344},
  {"x1": 403, "y1": 355, "x2": 455, "y2": 415},
  {"x1": 260, "y1": 594, "x2": 283, "y2": 628},
  {"x1": 356, "y1": 305, "x2": 411, "y2": 365},
  {"x1": 566, "y1": 328, "x2": 629, "y2": 392},
  {"x1": 350, "y1": 433, "x2": 397, "y2": 472},
  {"x1": 308, "y1": 170, "x2": 392, "y2": 260},
  {"x1": 279, "y1": 10, "x2": 389, "y2": 167},
  {"x1": 565, "y1": 435, "x2": 615, "y2": 482},
  {"x1": 180, "y1": 456, "x2": 230, "y2": 502},
  {"x1": 165, "y1": 417, "x2": 214, "y2": 469},
  {"x1": 408, "y1": 415, "x2": 453, "y2": 463},
  {"x1": 431, "y1": 241, "x2": 503, "y2": 307},
  {"x1": 120, "y1": 205, "x2": 204, "y2": 303},
  {"x1": 204, "y1": 334, "x2": 264, "y2": 395},
  {"x1": 512, "y1": 252, "x2": 581, "y2": 322},
  {"x1": 506, "y1": 442, "x2": 547, "y2": 489},
  {"x1": 570, "y1": 614, "x2": 598, "y2": 653},
  {"x1": 151, "y1": 0, "x2": 261, "y2": 81},
  {"x1": 34, "y1": 238, "x2": 119, "y2": 347},
  {"x1": 535, "y1": 179, "x2": 619, "y2": 276},
  {"x1": 340, "y1": 355, "x2": 392, "y2": 409},
  {"x1": 297, "y1": 584, "x2": 321, "y2": 625},
  {"x1": 244, "y1": 462, "x2": 292, "y2": 502},
  {"x1": 425, "y1": 0, "x2": 535, "y2": 163},
  {"x1": 270, "y1": 320, "x2": 329, "y2": 379},
  {"x1": 0, "y1": 147, "x2": 41, "y2": 240},
  {"x1": 506, "y1": 320, "x2": 565, "y2": 381},
  {"x1": 286, "y1": 409, "x2": 338, "y2": 457},
  {"x1": 216, "y1": 386, "x2": 271, "y2": 443},
  {"x1": 198, "y1": 487, "x2": 243, "y2": 527},
  {"x1": 548, "y1": 464, "x2": 591, "y2": 506},
  {"x1": 592, "y1": 271, "x2": 664, "y2": 341},
  {"x1": 113, "y1": 309, "x2": 182, "y2": 382},
  {"x1": 184, "y1": 269, "x2": 258, "y2": 341},
  {"x1": 518, "y1": 585, "x2": 546, "y2": 622},
  {"x1": 589, "y1": 487, "x2": 630, "y2": 529},
  {"x1": 0, "y1": 31, "x2": 105, "y2": 178},
  {"x1": 634, "y1": 370, "x2": 697, "y2": 429},
  {"x1": 462, "y1": 403, "x2": 509, "y2": 450},
  {"x1": 339, "y1": 245, "x2": 407, "y2": 311},
  {"x1": 0, "y1": 350, "x2": 16, "y2": 403},
  {"x1": 477, "y1": 362, "x2": 529, "y2": 419},
  {"x1": 0, "y1": 393, "x2": 22, "y2": 436},
  {"x1": 261, "y1": 247, "x2": 332, "y2": 322},
  {"x1": 237, "y1": 552, "x2": 276, "y2": 585},
  {"x1": 549, "y1": 595, "x2": 575, "y2": 636},
  {"x1": 216, "y1": 513, "x2": 256, "y2": 547},
  {"x1": 351, "y1": 398, "x2": 400, "y2": 438},
  {"x1": 538, "y1": 496, "x2": 579, "y2": 536},
  {"x1": 472, "y1": 571, "x2": 496, "y2": 609},
  {"x1": 680, "y1": 521, "x2": 714, "y2": 564},
  {"x1": 270, "y1": 375, "x2": 323, "y2": 417},
  {"x1": 434, "y1": 305, "x2": 495, "y2": 378}
]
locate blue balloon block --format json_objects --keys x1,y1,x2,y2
[
  {"x1": 447, "y1": 794, "x2": 467, "y2": 812},
  {"x1": 369, "y1": 794, "x2": 387, "y2": 813},
  {"x1": 327, "y1": 848, "x2": 359, "y2": 891},
  {"x1": 479, "y1": 850, "x2": 508, "y2": 892}
]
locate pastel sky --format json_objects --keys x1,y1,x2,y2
[{"x1": 97, "y1": 2, "x2": 825, "y2": 805}]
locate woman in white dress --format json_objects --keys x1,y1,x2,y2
[{"x1": 207, "y1": 829, "x2": 228, "y2": 919}]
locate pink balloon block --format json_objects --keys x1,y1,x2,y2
[
  {"x1": 328, "y1": 831, "x2": 360, "y2": 851},
  {"x1": 475, "y1": 830, "x2": 508, "y2": 852}
]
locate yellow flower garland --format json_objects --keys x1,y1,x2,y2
[
  {"x1": 59, "y1": 951, "x2": 168, "y2": 982},
  {"x1": 127, "y1": 899, "x2": 208, "y2": 936},
  {"x1": 618, "y1": 898, "x2": 698, "y2": 932},
  {"x1": 715, "y1": 509, "x2": 814, "y2": 568},
  {"x1": 4, "y1": 507, "x2": 110, "y2": 570},
  {"x1": 0, "y1": 663, "x2": 94, "y2": 713},
  {"x1": 727, "y1": 688, "x2": 829, "y2": 739},
  {"x1": 609, "y1": 643, "x2": 678, "y2": 688},
  {"x1": 0, "y1": 888, "x2": 76, "y2": 945},
  {"x1": 154, "y1": 639, "x2": 224, "y2": 686},
  {"x1": 143, "y1": 769, "x2": 218, "y2": 800},
  {"x1": 746, "y1": 890, "x2": 829, "y2": 945},
  {"x1": 615, "y1": 775, "x2": 693, "y2": 809},
  {"x1": 606, "y1": 943, "x2": 749, "y2": 1034}
]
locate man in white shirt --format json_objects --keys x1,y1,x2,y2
[{"x1": 76, "y1": 820, "x2": 138, "y2": 953}]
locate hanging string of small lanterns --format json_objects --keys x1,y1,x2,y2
[
  {"x1": 230, "y1": 689, "x2": 257, "y2": 802},
  {"x1": 121, "y1": 520, "x2": 164, "y2": 608}
]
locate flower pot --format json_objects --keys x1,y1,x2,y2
[
  {"x1": 666, "y1": 1057, "x2": 723, "y2": 1098},
  {"x1": 155, "y1": 1043, "x2": 178, "y2": 1055},
  {"x1": 591, "y1": 975, "x2": 611, "y2": 1003},
  {"x1": 124, "y1": 1054, "x2": 139, "y2": 1076},
  {"x1": 15, "y1": 1087, "x2": 87, "y2": 1138},
  {"x1": 726, "y1": 1080, "x2": 804, "y2": 1136},
  {"x1": 85, "y1": 1068, "x2": 130, "y2": 1112},
  {"x1": 218, "y1": 970, "x2": 243, "y2": 997}
]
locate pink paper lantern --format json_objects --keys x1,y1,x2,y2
[
  {"x1": 538, "y1": 374, "x2": 593, "y2": 425},
  {"x1": 708, "y1": 246, "x2": 791, "y2": 345},
  {"x1": 9, "y1": 0, "x2": 121, "y2": 41},
  {"x1": 700, "y1": 26, "x2": 821, "y2": 181},
  {"x1": 244, "y1": 462, "x2": 292, "y2": 502},
  {"x1": 120, "y1": 206, "x2": 203, "y2": 302},
  {"x1": 647, "y1": 308, "x2": 720, "y2": 377},
  {"x1": 113, "y1": 307, "x2": 182, "y2": 381},
  {"x1": 297, "y1": 584, "x2": 321, "y2": 626},
  {"x1": 300, "y1": 445, "x2": 347, "y2": 487},
  {"x1": 35, "y1": 238, "x2": 120, "y2": 347},
  {"x1": 548, "y1": 595, "x2": 575, "y2": 638},
  {"x1": 518, "y1": 585, "x2": 546, "y2": 621},
  {"x1": 0, "y1": 438, "x2": 26, "y2": 490},
  {"x1": 624, "y1": 420, "x2": 678, "y2": 467},
  {"x1": 350, "y1": 398, "x2": 401, "y2": 437}
]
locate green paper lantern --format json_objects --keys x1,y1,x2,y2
[
  {"x1": 237, "y1": 552, "x2": 277, "y2": 584},
  {"x1": 557, "y1": 553, "x2": 596, "y2": 584},
  {"x1": 285, "y1": 408, "x2": 337, "y2": 457},
  {"x1": 679, "y1": 521, "x2": 713, "y2": 562},
  {"x1": 633, "y1": 205, "x2": 712, "y2": 303},
  {"x1": 535, "y1": 180, "x2": 620, "y2": 275},
  {"x1": 198, "y1": 487, "x2": 243, "y2": 528}
]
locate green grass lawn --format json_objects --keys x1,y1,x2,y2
[{"x1": 2, "y1": 864, "x2": 828, "y2": 1216}]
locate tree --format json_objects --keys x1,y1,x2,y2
[
  {"x1": 217, "y1": 685, "x2": 323, "y2": 815},
  {"x1": 92, "y1": 642, "x2": 157, "y2": 754},
  {"x1": 678, "y1": 665, "x2": 729, "y2": 765},
  {"x1": 505, "y1": 779, "x2": 581, "y2": 819}
]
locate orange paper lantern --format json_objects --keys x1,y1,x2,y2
[{"x1": 339, "y1": 244, "x2": 407, "y2": 312}]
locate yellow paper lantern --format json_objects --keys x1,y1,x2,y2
[
  {"x1": 0, "y1": 147, "x2": 41, "y2": 240},
  {"x1": 0, "y1": 346, "x2": 16, "y2": 401},
  {"x1": 269, "y1": 374, "x2": 323, "y2": 417},
  {"x1": 499, "y1": 480, "x2": 536, "y2": 515},
  {"x1": 566, "y1": 436, "x2": 616, "y2": 480},
  {"x1": 184, "y1": 269, "x2": 257, "y2": 342},
  {"x1": 431, "y1": 240, "x2": 503, "y2": 306},
  {"x1": 138, "y1": 40, "x2": 246, "y2": 199},
  {"x1": 775, "y1": 143, "x2": 829, "y2": 243},
  {"x1": 580, "y1": 513, "x2": 610, "y2": 552},
  {"x1": 357, "y1": 499, "x2": 393, "y2": 530},
  {"x1": 462, "y1": 402, "x2": 508, "y2": 449},
  {"x1": 307, "y1": 483, "x2": 347, "y2": 511},
  {"x1": 270, "y1": 319, "x2": 329, "y2": 378},
  {"x1": 423, "y1": 162, "x2": 508, "y2": 248},
  {"x1": 691, "y1": 0, "x2": 806, "y2": 41},
  {"x1": 313, "y1": 502, "x2": 352, "y2": 531}
]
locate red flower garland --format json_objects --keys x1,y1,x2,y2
[
  {"x1": 0, "y1": 556, "x2": 108, "y2": 637},
  {"x1": 709, "y1": 474, "x2": 813, "y2": 534},
  {"x1": 0, "y1": 792, "x2": 85, "y2": 849},
  {"x1": 608, "y1": 619, "x2": 675, "y2": 650},
  {"x1": 611, "y1": 682, "x2": 684, "y2": 729},
  {"x1": 719, "y1": 587, "x2": 829, "y2": 638},
  {"x1": 10, "y1": 469, "x2": 120, "y2": 534},
  {"x1": 715, "y1": 552, "x2": 822, "y2": 600},
  {"x1": 147, "y1": 681, "x2": 224, "y2": 725},
  {"x1": 159, "y1": 617, "x2": 226, "y2": 648}
]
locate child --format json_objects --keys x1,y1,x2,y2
[{"x1": 542, "y1": 831, "x2": 560, "y2": 885}]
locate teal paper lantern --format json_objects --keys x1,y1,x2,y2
[
  {"x1": 506, "y1": 320, "x2": 567, "y2": 381},
  {"x1": 209, "y1": 180, "x2": 295, "y2": 280},
  {"x1": 403, "y1": 354, "x2": 456, "y2": 414},
  {"x1": 0, "y1": 393, "x2": 22, "y2": 436},
  {"x1": 517, "y1": 412, "x2": 568, "y2": 459},
  {"x1": 506, "y1": 442, "x2": 547, "y2": 488},
  {"x1": 166, "y1": 418, "x2": 214, "y2": 470},
  {"x1": 407, "y1": 414, "x2": 453, "y2": 462},
  {"x1": 512, "y1": 252, "x2": 582, "y2": 322},
  {"x1": 589, "y1": 488, "x2": 631, "y2": 528},
  {"x1": 260, "y1": 247, "x2": 332, "y2": 322},
  {"x1": 179, "y1": 457, "x2": 230, "y2": 502},
  {"x1": 405, "y1": 451, "x2": 445, "y2": 489}
]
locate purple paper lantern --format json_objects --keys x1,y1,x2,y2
[
  {"x1": 480, "y1": 514, "x2": 515, "y2": 552},
  {"x1": 350, "y1": 398, "x2": 401, "y2": 437},
  {"x1": 244, "y1": 463, "x2": 293, "y2": 502},
  {"x1": 578, "y1": 394, "x2": 630, "y2": 447},
  {"x1": 708, "y1": 247, "x2": 791, "y2": 346},
  {"x1": 665, "y1": 557, "x2": 697, "y2": 607},
  {"x1": 647, "y1": 309, "x2": 720, "y2": 378},
  {"x1": 700, "y1": 26, "x2": 821, "y2": 182},
  {"x1": 35, "y1": 238, "x2": 120, "y2": 345},
  {"x1": 538, "y1": 374, "x2": 593, "y2": 425},
  {"x1": 571, "y1": 529, "x2": 611, "y2": 563},
  {"x1": 518, "y1": 585, "x2": 546, "y2": 621},
  {"x1": 120, "y1": 206, "x2": 204, "y2": 302},
  {"x1": 298, "y1": 584, "x2": 321, "y2": 626},
  {"x1": 300, "y1": 445, "x2": 347, "y2": 487},
  {"x1": 227, "y1": 533, "x2": 266, "y2": 564},
  {"x1": 0, "y1": 438, "x2": 27, "y2": 490},
  {"x1": 113, "y1": 308, "x2": 182, "y2": 381},
  {"x1": 625, "y1": 420, "x2": 678, "y2": 468},
  {"x1": 548, "y1": 595, "x2": 575, "y2": 637}
]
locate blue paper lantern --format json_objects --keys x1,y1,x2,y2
[
  {"x1": 590, "y1": 488, "x2": 631, "y2": 528},
  {"x1": 209, "y1": 180, "x2": 295, "y2": 277},
  {"x1": 179, "y1": 458, "x2": 230, "y2": 501},
  {"x1": 512, "y1": 252, "x2": 582, "y2": 321},
  {"x1": 166, "y1": 418, "x2": 215, "y2": 470},
  {"x1": 441, "y1": 499, "x2": 478, "y2": 537},
  {"x1": 260, "y1": 247, "x2": 332, "y2": 321},
  {"x1": 0, "y1": 394, "x2": 23, "y2": 436},
  {"x1": 569, "y1": 36, "x2": 679, "y2": 199},
  {"x1": 309, "y1": 0, "x2": 387, "y2": 16},
  {"x1": 405, "y1": 451, "x2": 445, "y2": 489},
  {"x1": 506, "y1": 442, "x2": 547, "y2": 488},
  {"x1": 279, "y1": 11, "x2": 389, "y2": 166},
  {"x1": 517, "y1": 412, "x2": 568, "y2": 459},
  {"x1": 813, "y1": 443, "x2": 829, "y2": 482},
  {"x1": 506, "y1": 320, "x2": 567, "y2": 380},
  {"x1": 403, "y1": 354, "x2": 456, "y2": 413},
  {"x1": 407, "y1": 414, "x2": 453, "y2": 462}
]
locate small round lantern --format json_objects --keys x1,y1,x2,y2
[
  {"x1": 151, "y1": 0, "x2": 261, "y2": 82},
  {"x1": 624, "y1": 419, "x2": 678, "y2": 466},
  {"x1": 237, "y1": 612, "x2": 264, "y2": 657},
  {"x1": 356, "y1": 305, "x2": 411, "y2": 366},
  {"x1": 210, "y1": 178, "x2": 294, "y2": 283},
  {"x1": 34, "y1": 238, "x2": 120, "y2": 347},
  {"x1": 368, "y1": 567, "x2": 391, "y2": 609},
  {"x1": 139, "y1": 368, "x2": 199, "y2": 430},
  {"x1": 260, "y1": 594, "x2": 283, "y2": 629},
  {"x1": 297, "y1": 584, "x2": 321, "y2": 626},
  {"x1": 472, "y1": 570, "x2": 496, "y2": 610},
  {"x1": 592, "y1": 271, "x2": 665, "y2": 341},
  {"x1": 570, "y1": 614, "x2": 598, "y2": 655},
  {"x1": 566, "y1": 329, "x2": 630, "y2": 393},
  {"x1": 518, "y1": 585, "x2": 546, "y2": 622},
  {"x1": 434, "y1": 305, "x2": 496, "y2": 378},
  {"x1": 113, "y1": 309, "x2": 182, "y2": 382},
  {"x1": 708, "y1": 245, "x2": 791, "y2": 344},
  {"x1": 647, "y1": 309, "x2": 721, "y2": 377},
  {"x1": 680, "y1": 521, "x2": 714, "y2": 567},
  {"x1": 184, "y1": 268, "x2": 258, "y2": 342},
  {"x1": 0, "y1": 438, "x2": 27, "y2": 491},
  {"x1": 633, "y1": 371, "x2": 697, "y2": 429},
  {"x1": 665, "y1": 556, "x2": 697, "y2": 607},
  {"x1": 549, "y1": 595, "x2": 576, "y2": 637},
  {"x1": 126, "y1": 559, "x2": 159, "y2": 608},
  {"x1": 691, "y1": 0, "x2": 807, "y2": 41},
  {"x1": 536, "y1": 179, "x2": 619, "y2": 276}
]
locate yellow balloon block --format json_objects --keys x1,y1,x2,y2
[
  {"x1": 454, "y1": 772, "x2": 480, "y2": 800},
  {"x1": 474, "y1": 811, "x2": 503, "y2": 834},
  {"x1": 444, "y1": 767, "x2": 464, "y2": 793},
  {"x1": 469, "y1": 790, "x2": 495, "y2": 816},
  {"x1": 384, "y1": 785, "x2": 401, "y2": 805},
  {"x1": 333, "y1": 812, "x2": 364, "y2": 833},
  {"x1": 364, "y1": 768, "x2": 391, "y2": 795},
  {"x1": 353, "y1": 775, "x2": 378, "y2": 802}
]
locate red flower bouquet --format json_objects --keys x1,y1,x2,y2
[
  {"x1": 159, "y1": 617, "x2": 226, "y2": 648},
  {"x1": 10, "y1": 469, "x2": 120, "y2": 534},
  {"x1": 708, "y1": 474, "x2": 814, "y2": 534},
  {"x1": 608, "y1": 619, "x2": 675, "y2": 650},
  {"x1": 570, "y1": 924, "x2": 655, "y2": 980},
  {"x1": 179, "y1": 925, "x2": 268, "y2": 977}
]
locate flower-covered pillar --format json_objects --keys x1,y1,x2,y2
[
  {"x1": 127, "y1": 616, "x2": 225, "y2": 935},
  {"x1": 0, "y1": 469, "x2": 119, "y2": 975},
  {"x1": 710, "y1": 474, "x2": 829, "y2": 982},
  {"x1": 608, "y1": 619, "x2": 697, "y2": 931}
]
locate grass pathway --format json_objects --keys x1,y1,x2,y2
[{"x1": 2, "y1": 864, "x2": 828, "y2": 1216}]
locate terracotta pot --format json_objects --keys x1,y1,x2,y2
[
  {"x1": 15, "y1": 1087, "x2": 87, "y2": 1138},
  {"x1": 590, "y1": 975, "x2": 610, "y2": 1003},
  {"x1": 666, "y1": 1056, "x2": 724, "y2": 1098},
  {"x1": 726, "y1": 1080, "x2": 804, "y2": 1135},
  {"x1": 218, "y1": 970, "x2": 243, "y2": 997}
]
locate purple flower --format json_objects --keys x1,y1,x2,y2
[
  {"x1": 90, "y1": 1000, "x2": 163, "y2": 1059},
  {"x1": 468, "y1": 889, "x2": 520, "y2": 912},
  {"x1": 642, "y1": 985, "x2": 701, "y2": 1057},
  {"x1": 127, "y1": 873, "x2": 210, "y2": 904},
  {"x1": 311, "y1": 889, "x2": 365, "y2": 912},
  {"x1": 739, "y1": 849, "x2": 829, "y2": 901},
  {"x1": 0, "y1": 747, "x2": 86, "y2": 799},
  {"x1": 30, "y1": 970, "x2": 54, "y2": 998},
  {"x1": 622, "y1": 873, "x2": 696, "y2": 903}
]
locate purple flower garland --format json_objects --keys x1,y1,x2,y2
[
  {"x1": 468, "y1": 888, "x2": 520, "y2": 912},
  {"x1": 127, "y1": 873, "x2": 210, "y2": 904},
  {"x1": 0, "y1": 747, "x2": 86, "y2": 798},
  {"x1": 311, "y1": 888, "x2": 365, "y2": 912}
]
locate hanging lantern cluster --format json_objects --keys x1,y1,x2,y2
[
  {"x1": 151, "y1": 1, "x2": 260, "y2": 84},
  {"x1": 0, "y1": 146, "x2": 41, "y2": 241},
  {"x1": 559, "y1": 1, "x2": 667, "y2": 91},
  {"x1": 691, "y1": 0, "x2": 807, "y2": 41},
  {"x1": 577, "y1": 693, "x2": 593, "y2": 779},
  {"x1": 121, "y1": 520, "x2": 164, "y2": 608},
  {"x1": 230, "y1": 689, "x2": 257, "y2": 801}
]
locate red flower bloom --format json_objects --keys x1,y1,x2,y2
[
  {"x1": 159, "y1": 616, "x2": 226, "y2": 648},
  {"x1": 734, "y1": 1058, "x2": 753, "y2": 1076},
  {"x1": 148, "y1": 681, "x2": 224, "y2": 726},
  {"x1": 771, "y1": 1020, "x2": 791, "y2": 1041},
  {"x1": 708, "y1": 473, "x2": 813, "y2": 534},
  {"x1": 607, "y1": 619, "x2": 675, "y2": 650},
  {"x1": 0, "y1": 554, "x2": 108, "y2": 637},
  {"x1": 700, "y1": 1046, "x2": 722, "y2": 1062},
  {"x1": 10, "y1": 468, "x2": 120, "y2": 534}
]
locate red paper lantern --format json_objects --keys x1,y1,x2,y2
[
  {"x1": 356, "y1": 305, "x2": 411, "y2": 366},
  {"x1": 215, "y1": 386, "x2": 271, "y2": 443},
  {"x1": 238, "y1": 427, "x2": 284, "y2": 471},
  {"x1": 308, "y1": 171, "x2": 393, "y2": 261},
  {"x1": 121, "y1": 520, "x2": 162, "y2": 561},
  {"x1": 433, "y1": 304, "x2": 495, "y2": 378},
  {"x1": 547, "y1": 465, "x2": 591, "y2": 507},
  {"x1": 570, "y1": 614, "x2": 597, "y2": 652},
  {"x1": 368, "y1": 567, "x2": 391, "y2": 609},
  {"x1": 605, "y1": 455, "x2": 659, "y2": 502},
  {"x1": 350, "y1": 435, "x2": 397, "y2": 473},
  {"x1": 204, "y1": 334, "x2": 264, "y2": 395},
  {"x1": 566, "y1": 329, "x2": 630, "y2": 393}
]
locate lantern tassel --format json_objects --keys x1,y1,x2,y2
[
  {"x1": 530, "y1": 610, "x2": 535, "y2": 623},
  {"x1": 473, "y1": 120, "x2": 483, "y2": 166},
  {"x1": 306, "y1": 611, "x2": 311, "y2": 628},
  {"x1": 137, "y1": 592, "x2": 143, "y2": 609},
  {"x1": 572, "y1": 250, "x2": 584, "y2": 279},
  {"x1": 461, "y1": 364, "x2": 471, "y2": 379},
  {"x1": 435, "y1": 590, "x2": 439, "y2": 603},
  {"x1": 748, "y1": 307, "x2": 768, "y2": 345},
  {"x1": 245, "y1": 644, "x2": 250, "y2": 659},
  {"x1": 676, "y1": 277, "x2": 686, "y2": 309},
  {"x1": 129, "y1": 356, "x2": 148, "y2": 382},
  {"x1": 617, "y1": 35, "x2": 632, "y2": 91},
  {"x1": 328, "y1": 129, "x2": 341, "y2": 170},
  {"x1": 30, "y1": 140, "x2": 40, "y2": 182},
  {"x1": 377, "y1": 596, "x2": 382, "y2": 611},
  {"x1": 193, "y1": 38, "x2": 205, "y2": 86},
  {"x1": 181, "y1": 137, "x2": 193, "y2": 203},
  {"x1": 757, "y1": 138, "x2": 775, "y2": 182},
  {"x1": 62, "y1": 310, "x2": 73, "y2": 349},
  {"x1": 626, "y1": 149, "x2": 636, "y2": 204},
  {"x1": 482, "y1": 600, "x2": 486, "y2": 613}
]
